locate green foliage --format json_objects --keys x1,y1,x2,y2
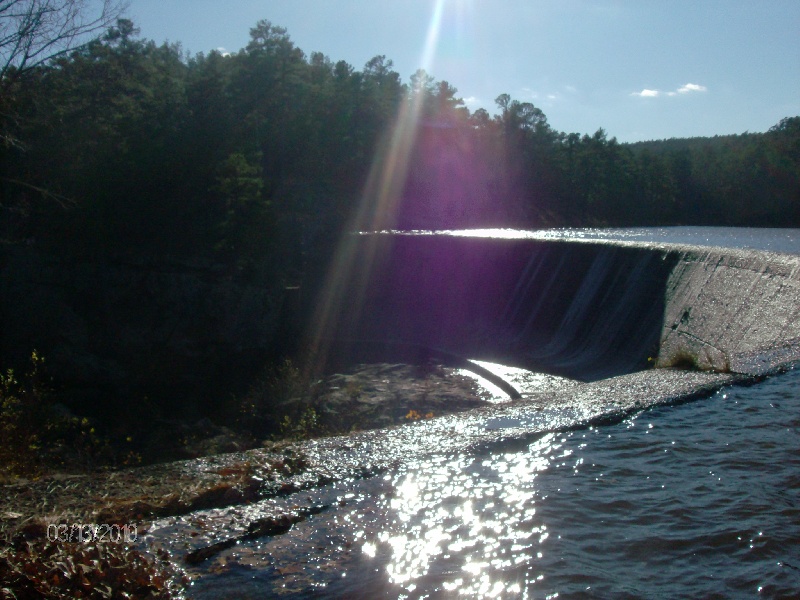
[
  {"x1": 278, "y1": 406, "x2": 325, "y2": 440},
  {"x1": 1, "y1": 351, "x2": 52, "y2": 478},
  {"x1": 4, "y1": 15, "x2": 797, "y2": 256},
  {"x1": 0, "y1": 352, "x2": 138, "y2": 480},
  {"x1": 239, "y1": 359, "x2": 304, "y2": 434},
  {"x1": 235, "y1": 358, "x2": 332, "y2": 441},
  {"x1": 214, "y1": 151, "x2": 270, "y2": 264}
]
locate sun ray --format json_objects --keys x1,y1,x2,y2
[{"x1": 303, "y1": 0, "x2": 449, "y2": 375}]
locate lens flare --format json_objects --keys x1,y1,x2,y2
[{"x1": 304, "y1": 0, "x2": 450, "y2": 373}]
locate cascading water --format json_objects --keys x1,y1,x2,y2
[
  {"x1": 342, "y1": 235, "x2": 675, "y2": 381},
  {"x1": 498, "y1": 244, "x2": 674, "y2": 379}
]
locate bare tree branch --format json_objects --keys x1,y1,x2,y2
[
  {"x1": 0, "y1": 1, "x2": 126, "y2": 215},
  {"x1": 1, "y1": 176, "x2": 74, "y2": 208},
  {"x1": 0, "y1": 0, "x2": 127, "y2": 84}
]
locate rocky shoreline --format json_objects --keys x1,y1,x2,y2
[
  {"x1": 0, "y1": 365, "x2": 742, "y2": 544},
  {"x1": 0, "y1": 360, "x2": 761, "y2": 599},
  {"x1": 0, "y1": 361, "x2": 504, "y2": 543}
]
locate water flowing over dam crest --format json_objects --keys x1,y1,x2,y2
[{"x1": 321, "y1": 231, "x2": 800, "y2": 381}]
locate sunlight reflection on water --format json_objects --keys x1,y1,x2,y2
[
  {"x1": 363, "y1": 439, "x2": 563, "y2": 598},
  {"x1": 287, "y1": 435, "x2": 569, "y2": 598},
  {"x1": 176, "y1": 368, "x2": 800, "y2": 599},
  {"x1": 457, "y1": 359, "x2": 580, "y2": 402},
  {"x1": 363, "y1": 226, "x2": 800, "y2": 254}
]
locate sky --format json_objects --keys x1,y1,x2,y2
[{"x1": 123, "y1": 0, "x2": 800, "y2": 142}]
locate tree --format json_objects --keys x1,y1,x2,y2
[
  {"x1": 214, "y1": 152, "x2": 270, "y2": 264},
  {"x1": 409, "y1": 68, "x2": 435, "y2": 106},
  {"x1": 494, "y1": 93, "x2": 547, "y2": 133},
  {"x1": 0, "y1": 0, "x2": 126, "y2": 209},
  {"x1": 1, "y1": 0, "x2": 126, "y2": 88},
  {"x1": 1, "y1": 18, "x2": 198, "y2": 251}
]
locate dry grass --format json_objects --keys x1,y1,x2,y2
[{"x1": 0, "y1": 536, "x2": 188, "y2": 599}]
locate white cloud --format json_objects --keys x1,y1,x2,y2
[
  {"x1": 462, "y1": 96, "x2": 480, "y2": 108},
  {"x1": 677, "y1": 83, "x2": 708, "y2": 93},
  {"x1": 632, "y1": 83, "x2": 708, "y2": 98}
]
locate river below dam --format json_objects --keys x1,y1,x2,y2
[
  {"x1": 142, "y1": 227, "x2": 799, "y2": 598},
  {"x1": 154, "y1": 366, "x2": 800, "y2": 599}
]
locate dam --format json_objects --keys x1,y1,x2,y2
[
  {"x1": 123, "y1": 229, "x2": 800, "y2": 596},
  {"x1": 322, "y1": 229, "x2": 800, "y2": 381}
]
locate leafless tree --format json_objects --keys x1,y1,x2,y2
[
  {"x1": 0, "y1": 1, "x2": 125, "y2": 210},
  {"x1": 0, "y1": 0, "x2": 126, "y2": 85}
]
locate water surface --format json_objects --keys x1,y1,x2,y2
[
  {"x1": 395, "y1": 226, "x2": 800, "y2": 255},
  {"x1": 182, "y1": 367, "x2": 800, "y2": 598},
  {"x1": 159, "y1": 227, "x2": 800, "y2": 597}
]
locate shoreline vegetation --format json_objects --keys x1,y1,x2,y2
[{"x1": 1, "y1": 10, "x2": 798, "y2": 599}]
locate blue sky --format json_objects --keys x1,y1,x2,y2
[{"x1": 125, "y1": 0, "x2": 799, "y2": 142}]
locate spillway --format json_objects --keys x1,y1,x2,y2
[{"x1": 323, "y1": 232, "x2": 800, "y2": 382}]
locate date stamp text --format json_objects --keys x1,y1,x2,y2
[{"x1": 46, "y1": 523, "x2": 138, "y2": 543}]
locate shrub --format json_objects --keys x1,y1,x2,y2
[
  {"x1": 0, "y1": 351, "x2": 52, "y2": 479},
  {"x1": 238, "y1": 358, "x2": 324, "y2": 439},
  {"x1": 0, "y1": 352, "x2": 137, "y2": 480}
]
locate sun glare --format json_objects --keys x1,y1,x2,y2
[{"x1": 304, "y1": 0, "x2": 451, "y2": 372}]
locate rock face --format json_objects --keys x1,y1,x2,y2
[{"x1": 0, "y1": 247, "x2": 287, "y2": 414}]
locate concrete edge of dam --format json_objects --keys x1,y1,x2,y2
[
  {"x1": 488, "y1": 234, "x2": 800, "y2": 374},
  {"x1": 337, "y1": 233, "x2": 800, "y2": 381},
  {"x1": 509, "y1": 235, "x2": 800, "y2": 375},
  {"x1": 649, "y1": 242, "x2": 800, "y2": 376}
]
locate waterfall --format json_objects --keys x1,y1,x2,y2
[{"x1": 345, "y1": 235, "x2": 677, "y2": 381}]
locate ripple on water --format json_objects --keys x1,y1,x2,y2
[{"x1": 164, "y1": 367, "x2": 800, "y2": 599}]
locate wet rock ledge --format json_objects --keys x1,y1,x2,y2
[{"x1": 0, "y1": 365, "x2": 744, "y2": 546}]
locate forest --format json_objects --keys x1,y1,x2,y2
[
  {"x1": 2, "y1": 18, "x2": 799, "y2": 259},
  {"x1": 2, "y1": 10, "x2": 800, "y2": 599},
  {"x1": 0, "y1": 17, "x2": 799, "y2": 470}
]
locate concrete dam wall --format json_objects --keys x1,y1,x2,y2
[{"x1": 327, "y1": 233, "x2": 800, "y2": 380}]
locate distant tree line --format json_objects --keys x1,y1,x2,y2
[{"x1": 1, "y1": 18, "x2": 798, "y2": 275}]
